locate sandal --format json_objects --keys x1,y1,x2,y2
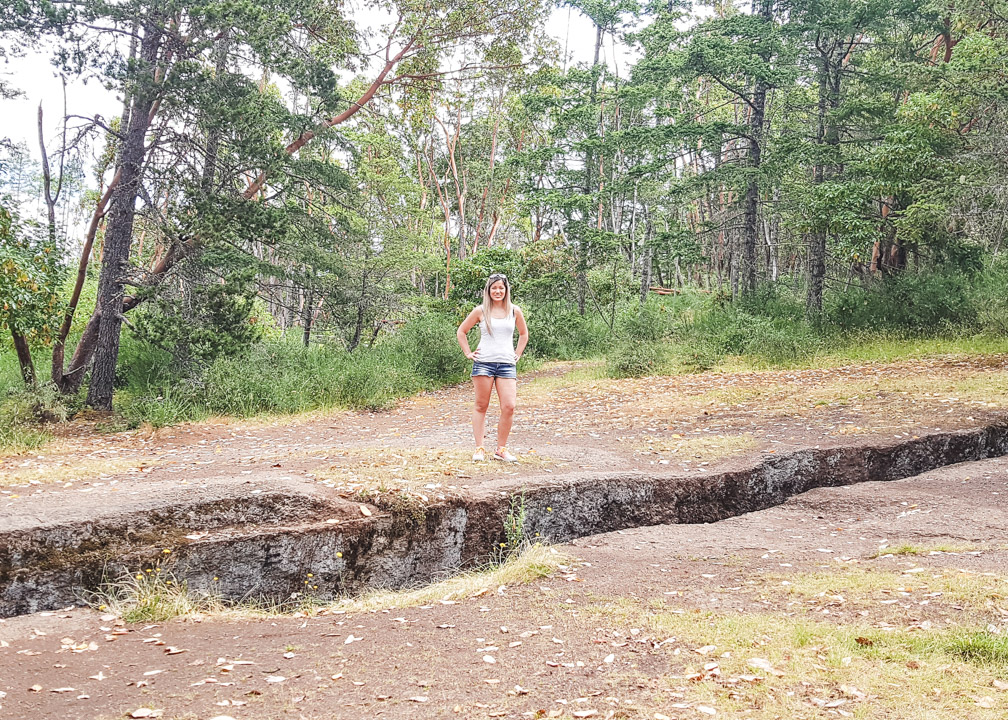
[{"x1": 493, "y1": 446, "x2": 517, "y2": 463}]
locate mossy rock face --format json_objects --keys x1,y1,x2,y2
[{"x1": 2, "y1": 423, "x2": 1008, "y2": 617}]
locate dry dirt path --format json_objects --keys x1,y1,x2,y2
[
  {"x1": 2, "y1": 356, "x2": 1007, "y2": 525},
  {"x1": 1, "y1": 455, "x2": 1006, "y2": 720}
]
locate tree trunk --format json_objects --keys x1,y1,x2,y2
[
  {"x1": 639, "y1": 247, "x2": 652, "y2": 304},
  {"x1": 11, "y1": 331, "x2": 36, "y2": 386},
  {"x1": 742, "y1": 0, "x2": 771, "y2": 296},
  {"x1": 302, "y1": 288, "x2": 314, "y2": 347},
  {"x1": 86, "y1": 25, "x2": 162, "y2": 410},
  {"x1": 807, "y1": 39, "x2": 842, "y2": 318},
  {"x1": 577, "y1": 23, "x2": 604, "y2": 318}
]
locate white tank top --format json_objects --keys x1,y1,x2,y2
[{"x1": 476, "y1": 305, "x2": 518, "y2": 363}]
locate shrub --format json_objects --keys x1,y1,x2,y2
[
  {"x1": 389, "y1": 312, "x2": 469, "y2": 386},
  {"x1": 616, "y1": 301, "x2": 677, "y2": 342},
  {"x1": 607, "y1": 340, "x2": 665, "y2": 378},
  {"x1": 525, "y1": 308, "x2": 610, "y2": 359},
  {"x1": 826, "y1": 271, "x2": 978, "y2": 332}
]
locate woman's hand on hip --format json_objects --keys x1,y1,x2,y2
[{"x1": 465, "y1": 348, "x2": 480, "y2": 360}]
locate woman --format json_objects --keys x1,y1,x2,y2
[{"x1": 456, "y1": 273, "x2": 529, "y2": 462}]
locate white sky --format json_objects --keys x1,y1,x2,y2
[{"x1": 1, "y1": 6, "x2": 638, "y2": 167}]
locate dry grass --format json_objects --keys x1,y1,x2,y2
[
  {"x1": 516, "y1": 358, "x2": 1008, "y2": 444},
  {"x1": 771, "y1": 566, "x2": 1008, "y2": 616},
  {"x1": 88, "y1": 545, "x2": 569, "y2": 622},
  {"x1": 587, "y1": 598, "x2": 1008, "y2": 719},
  {"x1": 869, "y1": 542, "x2": 983, "y2": 558},
  {"x1": 520, "y1": 362, "x2": 609, "y2": 403},
  {"x1": 314, "y1": 446, "x2": 555, "y2": 498},
  {"x1": 330, "y1": 544, "x2": 570, "y2": 614},
  {"x1": 639, "y1": 432, "x2": 757, "y2": 461},
  {"x1": 0, "y1": 455, "x2": 154, "y2": 487}
]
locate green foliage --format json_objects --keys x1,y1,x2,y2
[
  {"x1": 0, "y1": 201, "x2": 63, "y2": 343},
  {"x1": 525, "y1": 307, "x2": 607, "y2": 359},
  {"x1": 449, "y1": 247, "x2": 528, "y2": 308},
  {"x1": 0, "y1": 381, "x2": 73, "y2": 454},
  {"x1": 503, "y1": 491, "x2": 527, "y2": 555},
  {"x1": 131, "y1": 261, "x2": 263, "y2": 369},
  {"x1": 616, "y1": 298, "x2": 680, "y2": 342},
  {"x1": 116, "y1": 309, "x2": 482, "y2": 425},
  {"x1": 826, "y1": 271, "x2": 980, "y2": 333},
  {"x1": 387, "y1": 311, "x2": 471, "y2": 386},
  {"x1": 606, "y1": 339, "x2": 666, "y2": 378}
]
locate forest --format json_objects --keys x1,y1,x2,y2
[{"x1": 2, "y1": 0, "x2": 1008, "y2": 444}]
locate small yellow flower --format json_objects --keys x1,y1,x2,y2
[
  {"x1": 146, "y1": 569, "x2": 152, "y2": 573},
  {"x1": 307, "y1": 573, "x2": 314, "y2": 578},
  {"x1": 213, "y1": 576, "x2": 219, "y2": 581},
  {"x1": 547, "y1": 506, "x2": 553, "y2": 512},
  {"x1": 162, "y1": 548, "x2": 171, "y2": 554},
  {"x1": 336, "y1": 552, "x2": 343, "y2": 558}
]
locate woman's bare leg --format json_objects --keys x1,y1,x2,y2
[
  {"x1": 472, "y1": 376, "x2": 495, "y2": 447},
  {"x1": 494, "y1": 377, "x2": 517, "y2": 448}
]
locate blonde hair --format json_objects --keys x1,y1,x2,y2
[{"x1": 480, "y1": 273, "x2": 512, "y2": 337}]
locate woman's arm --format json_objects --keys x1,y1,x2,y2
[
  {"x1": 514, "y1": 307, "x2": 529, "y2": 362},
  {"x1": 457, "y1": 307, "x2": 482, "y2": 360}
]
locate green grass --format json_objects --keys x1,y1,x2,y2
[{"x1": 4, "y1": 268, "x2": 1008, "y2": 435}]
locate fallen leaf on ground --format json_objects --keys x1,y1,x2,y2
[{"x1": 748, "y1": 658, "x2": 784, "y2": 676}]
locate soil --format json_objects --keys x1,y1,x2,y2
[
  {"x1": 1, "y1": 357, "x2": 1008, "y2": 718},
  {"x1": 0, "y1": 455, "x2": 1005, "y2": 719},
  {"x1": 3, "y1": 356, "x2": 1007, "y2": 518}
]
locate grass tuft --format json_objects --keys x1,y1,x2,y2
[
  {"x1": 86, "y1": 544, "x2": 569, "y2": 622},
  {"x1": 334, "y1": 544, "x2": 568, "y2": 614},
  {"x1": 88, "y1": 567, "x2": 224, "y2": 623}
]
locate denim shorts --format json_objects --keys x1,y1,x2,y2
[{"x1": 471, "y1": 361, "x2": 517, "y2": 379}]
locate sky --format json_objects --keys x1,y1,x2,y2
[{"x1": 0, "y1": 5, "x2": 637, "y2": 169}]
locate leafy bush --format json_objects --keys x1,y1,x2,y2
[
  {"x1": 388, "y1": 311, "x2": 469, "y2": 386},
  {"x1": 0, "y1": 382, "x2": 72, "y2": 453},
  {"x1": 827, "y1": 271, "x2": 978, "y2": 332},
  {"x1": 525, "y1": 308, "x2": 609, "y2": 360},
  {"x1": 607, "y1": 340, "x2": 665, "y2": 378},
  {"x1": 448, "y1": 247, "x2": 527, "y2": 308},
  {"x1": 131, "y1": 258, "x2": 262, "y2": 368},
  {"x1": 616, "y1": 300, "x2": 678, "y2": 342}
]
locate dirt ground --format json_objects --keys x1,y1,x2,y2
[
  {"x1": 3, "y1": 356, "x2": 1007, "y2": 521},
  {"x1": 2, "y1": 357, "x2": 1008, "y2": 719},
  {"x1": 1, "y1": 454, "x2": 1006, "y2": 719}
]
